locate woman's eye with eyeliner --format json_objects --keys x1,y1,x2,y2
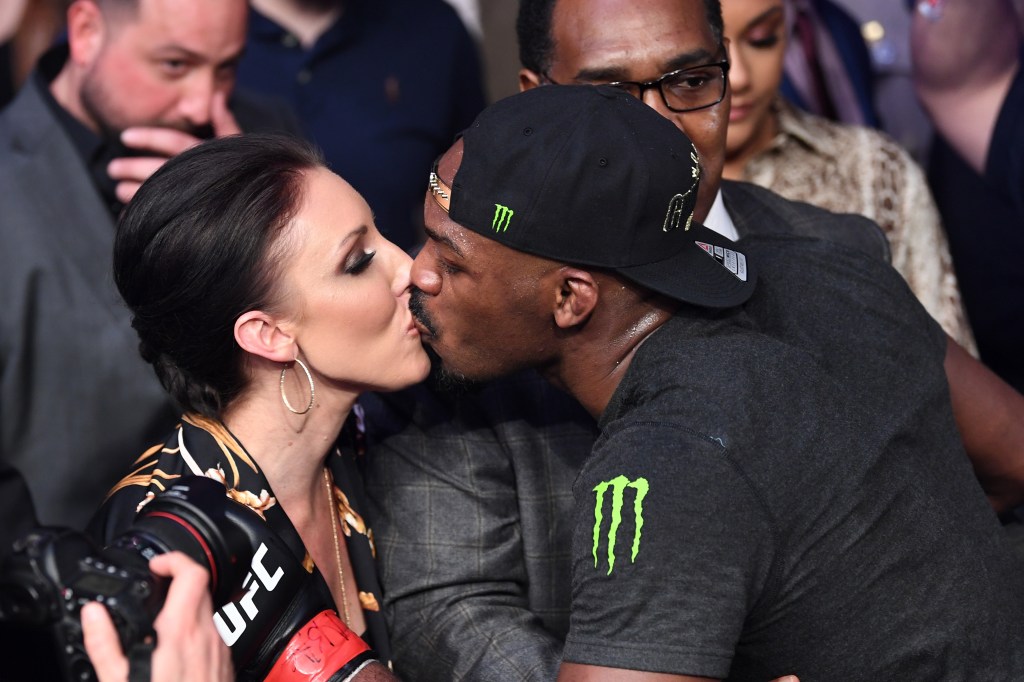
[
  {"x1": 749, "y1": 33, "x2": 780, "y2": 49},
  {"x1": 345, "y1": 250, "x2": 376, "y2": 274}
]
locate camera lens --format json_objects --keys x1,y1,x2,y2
[{"x1": 105, "y1": 477, "x2": 254, "y2": 606}]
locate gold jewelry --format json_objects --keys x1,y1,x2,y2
[
  {"x1": 280, "y1": 357, "x2": 315, "y2": 414},
  {"x1": 324, "y1": 467, "x2": 352, "y2": 626}
]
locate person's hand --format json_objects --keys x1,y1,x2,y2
[
  {"x1": 108, "y1": 90, "x2": 241, "y2": 203},
  {"x1": 81, "y1": 551, "x2": 233, "y2": 682}
]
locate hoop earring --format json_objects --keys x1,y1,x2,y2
[{"x1": 280, "y1": 358, "x2": 315, "y2": 415}]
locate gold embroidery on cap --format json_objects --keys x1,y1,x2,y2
[{"x1": 663, "y1": 143, "x2": 701, "y2": 232}]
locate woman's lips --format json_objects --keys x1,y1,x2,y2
[
  {"x1": 411, "y1": 318, "x2": 431, "y2": 338},
  {"x1": 729, "y1": 103, "x2": 751, "y2": 122}
]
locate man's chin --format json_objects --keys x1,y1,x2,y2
[{"x1": 424, "y1": 346, "x2": 481, "y2": 396}]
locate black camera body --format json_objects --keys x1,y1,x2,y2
[
  {"x1": 0, "y1": 528, "x2": 163, "y2": 681},
  {"x1": 0, "y1": 477, "x2": 259, "y2": 682}
]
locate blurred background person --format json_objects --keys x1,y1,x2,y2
[
  {"x1": 0, "y1": 0, "x2": 67, "y2": 108},
  {"x1": 474, "y1": 1, "x2": 931, "y2": 164},
  {"x1": 913, "y1": 0, "x2": 1024, "y2": 393},
  {"x1": 0, "y1": 0, "x2": 297, "y2": 533},
  {"x1": 780, "y1": 0, "x2": 878, "y2": 127},
  {"x1": 721, "y1": 0, "x2": 975, "y2": 352},
  {"x1": 236, "y1": 0, "x2": 487, "y2": 251},
  {"x1": 825, "y1": 0, "x2": 933, "y2": 162}
]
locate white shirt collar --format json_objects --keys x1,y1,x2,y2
[{"x1": 702, "y1": 188, "x2": 739, "y2": 241}]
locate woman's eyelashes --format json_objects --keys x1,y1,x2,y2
[
  {"x1": 744, "y1": 8, "x2": 785, "y2": 50},
  {"x1": 344, "y1": 249, "x2": 376, "y2": 274},
  {"x1": 748, "y1": 32, "x2": 781, "y2": 49}
]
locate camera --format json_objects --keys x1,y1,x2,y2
[{"x1": 0, "y1": 476, "x2": 259, "y2": 682}]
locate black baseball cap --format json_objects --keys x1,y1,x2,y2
[{"x1": 430, "y1": 85, "x2": 756, "y2": 309}]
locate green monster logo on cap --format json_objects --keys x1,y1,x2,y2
[
  {"x1": 592, "y1": 475, "x2": 649, "y2": 575},
  {"x1": 492, "y1": 204, "x2": 514, "y2": 233}
]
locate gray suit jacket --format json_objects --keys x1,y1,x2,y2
[
  {"x1": 0, "y1": 77, "x2": 177, "y2": 529},
  {"x1": 0, "y1": 77, "x2": 303, "y2": 531},
  {"x1": 361, "y1": 182, "x2": 889, "y2": 681}
]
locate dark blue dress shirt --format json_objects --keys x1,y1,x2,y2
[{"x1": 236, "y1": 0, "x2": 487, "y2": 251}]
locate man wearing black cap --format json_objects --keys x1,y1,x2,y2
[
  {"x1": 405, "y1": 84, "x2": 1024, "y2": 680},
  {"x1": 364, "y1": 1, "x2": 1024, "y2": 678}
]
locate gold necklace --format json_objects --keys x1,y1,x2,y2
[{"x1": 323, "y1": 467, "x2": 352, "y2": 626}]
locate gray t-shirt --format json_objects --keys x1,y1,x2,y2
[{"x1": 564, "y1": 235, "x2": 1024, "y2": 680}]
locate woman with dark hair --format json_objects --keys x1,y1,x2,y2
[{"x1": 89, "y1": 133, "x2": 428, "y2": 681}]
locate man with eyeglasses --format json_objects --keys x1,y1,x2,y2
[
  {"x1": 361, "y1": 0, "x2": 1024, "y2": 679},
  {"x1": 514, "y1": 0, "x2": 885, "y2": 254},
  {"x1": 540, "y1": 60, "x2": 731, "y2": 114}
]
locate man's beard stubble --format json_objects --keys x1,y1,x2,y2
[{"x1": 423, "y1": 346, "x2": 478, "y2": 396}]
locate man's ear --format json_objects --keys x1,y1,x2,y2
[
  {"x1": 519, "y1": 68, "x2": 543, "y2": 92},
  {"x1": 553, "y1": 267, "x2": 598, "y2": 329},
  {"x1": 67, "y1": 1, "x2": 105, "y2": 67},
  {"x1": 234, "y1": 311, "x2": 297, "y2": 364}
]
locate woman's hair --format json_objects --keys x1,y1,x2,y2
[{"x1": 114, "y1": 133, "x2": 324, "y2": 418}]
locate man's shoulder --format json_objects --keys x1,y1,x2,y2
[
  {"x1": 0, "y1": 79, "x2": 111, "y2": 217},
  {"x1": 722, "y1": 180, "x2": 891, "y2": 263},
  {"x1": 0, "y1": 79, "x2": 84, "y2": 199},
  {"x1": 0, "y1": 86, "x2": 108, "y2": 249},
  {"x1": 0, "y1": 77, "x2": 61, "y2": 154},
  {"x1": 602, "y1": 315, "x2": 812, "y2": 436}
]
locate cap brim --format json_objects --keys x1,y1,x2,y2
[{"x1": 615, "y1": 223, "x2": 757, "y2": 308}]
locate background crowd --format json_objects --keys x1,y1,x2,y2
[{"x1": 0, "y1": 0, "x2": 1022, "y2": 680}]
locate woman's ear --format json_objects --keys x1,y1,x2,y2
[
  {"x1": 234, "y1": 311, "x2": 296, "y2": 363},
  {"x1": 553, "y1": 267, "x2": 598, "y2": 329}
]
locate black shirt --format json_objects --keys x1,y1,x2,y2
[
  {"x1": 565, "y1": 234, "x2": 1024, "y2": 679},
  {"x1": 35, "y1": 44, "x2": 127, "y2": 217}
]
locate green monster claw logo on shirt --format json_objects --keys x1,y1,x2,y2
[{"x1": 592, "y1": 475, "x2": 649, "y2": 575}]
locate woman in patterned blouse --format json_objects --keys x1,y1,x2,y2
[
  {"x1": 720, "y1": 0, "x2": 976, "y2": 352},
  {"x1": 90, "y1": 134, "x2": 429, "y2": 681}
]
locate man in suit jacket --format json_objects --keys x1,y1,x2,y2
[
  {"x1": 0, "y1": 0, "x2": 297, "y2": 532},
  {"x1": 361, "y1": 0, "x2": 1024, "y2": 679}
]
